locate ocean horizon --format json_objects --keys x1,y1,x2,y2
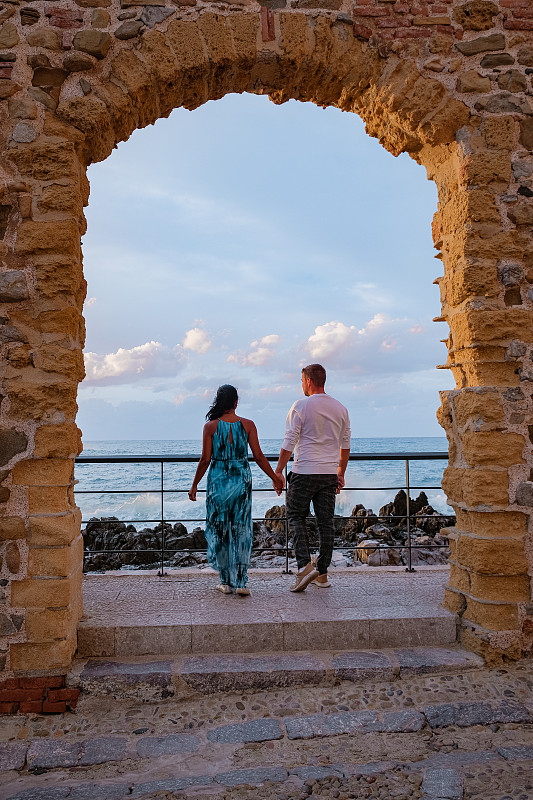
[{"x1": 75, "y1": 436, "x2": 451, "y2": 529}]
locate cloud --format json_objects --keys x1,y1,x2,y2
[
  {"x1": 83, "y1": 341, "x2": 185, "y2": 385},
  {"x1": 183, "y1": 327, "x2": 212, "y2": 354},
  {"x1": 305, "y1": 314, "x2": 441, "y2": 375},
  {"x1": 84, "y1": 297, "x2": 96, "y2": 308},
  {"x1": 227, "y1": 334, "x2": 281, "y2": 367}
]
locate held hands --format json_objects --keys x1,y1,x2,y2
[
  {"x1": 188, "y1": 486, "x2": 197, "y2": 501},
  {"x1": 272, "y1": 471, "x2": 285, "y2": 496}
]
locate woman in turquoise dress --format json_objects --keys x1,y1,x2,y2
[{"x1": 189, "y1": 385, "x2": 284, "y2": 596}]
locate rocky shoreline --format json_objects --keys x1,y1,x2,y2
[{"x1": 83, "y1": 490, "x2": 454, "y2": 572}]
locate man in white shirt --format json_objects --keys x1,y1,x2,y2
[{"x1": 275, "y1": 364, "x2": 351, "y2": 592}]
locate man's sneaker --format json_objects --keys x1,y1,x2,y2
[
  {"x1": 216, "y1": 584, "x2": 233, "y2": 594},
  {"x1": 290, "y1": 568, "x2": 319, "y2": 592},
  {"x1": 235, "y1": 587, "x2": 250, "y2": 596},
  {"x1": 311, "y1": 576, "x2": 331, "y2": 588}
]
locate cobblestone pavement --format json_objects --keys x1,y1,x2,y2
[{"x1": 1, "y1": 657, "x2": 533, "y2": 800}]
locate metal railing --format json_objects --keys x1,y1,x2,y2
[{"x1": 75, "y1": 451, "x2": 451, "y2": 575}]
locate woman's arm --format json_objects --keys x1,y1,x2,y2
[
  {"x1": 189, "y1": 422, "x2": 215, "y2": 501},
  {"x1": 245, "y1": 420, "x2": 284, "y2": 496}
]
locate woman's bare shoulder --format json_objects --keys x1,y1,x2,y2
[
  {"x1": 204, "y1": 419, "x2": 218, "y2": 434},
  {"x1": 239, "y1": 417, "x2": 256, "y2": 431}
]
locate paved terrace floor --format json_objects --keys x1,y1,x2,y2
[{"x1": 79, "y1": 566, "x2": 455, "y2": 658}]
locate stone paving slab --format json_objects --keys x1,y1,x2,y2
[
  {"x1": 135, "y1": 733, "x2": 200, "y2": 757},
  {"x1": 80, "y1": 568, "x2": 455, "y2": 656},
  {"x1": 284, "y1": 708, "x2": 425, "y2": 739},
  {"x1": 0, "y1": 743, "x2": 27, "y2": 772},
  {"x1": 214, "y1": 766, "x2": 289, "y2": 786}
]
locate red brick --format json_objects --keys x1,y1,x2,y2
[
  {"x1": 513, "y1": 8, "x2": 533, "y2": 17},
  {"x1": 432, "y1": 5, "x2": 448, "y2": 11},
  {"x1": 19, "y1": 701, "x2": 43, "y2": 714},
  {"x1": 0, "y1": 688, "x2": 44, "y2": 702},
  {"x1": 436, "y1": 24, "x2": 454, "y2": 32},
  {"x1": 380, "y1": 29, "x2": 395, "y2": 38},
  {"x1": 353, "y1": 22, "x2": 372, "y2": 38},
  {"x1": 0, "y1": 702, "x2": 19, "y2": 713},
  {"x1": 47, "y1": 688, "x2": 79, "y2": 703},
  {"x1": 353, "y1": 6, "x2": 390, "y2": 14},
  {"x1": 0, "y1": 66, "x2": 13, "y2": 79},
  {"x1": 504, "y1": 18, "x2": 533, "y2": 28},
  {"x1": 19, "y1": 676, "x2": 65, "y2": 689},
  {"x1": 394, "y1": 3, "x2": 411, "y2": 11},
  {"x1": 260, "y1": 6, "x2": 275, "y2": 42},
  {"x1": 500, "y1": 0, "x2": 530, "y2": 6},
  {"x1": 42, "y1": 700, "x2": 66, "y2": 713},
  {"x1": 395, "y1": 26, "x2": 431, "y2": 35},
  {"x1": 5, "y1": 678, "x2": 20, "y2": 689}
]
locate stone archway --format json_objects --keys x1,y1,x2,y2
[{"x1": 0, "y1": 0, "x2": 532, "y2": 680}]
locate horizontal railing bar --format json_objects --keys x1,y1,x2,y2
[
  {"x1": 75, "y1": 485, "x2": 444, "y2": 495},
  {"x1": 76, "y1": 451, "x2": 448, "y2": 464}
]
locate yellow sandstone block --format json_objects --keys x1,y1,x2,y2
[
  {"x1": 12, "y1": 458, "x2": 74, "y2": 487},
  {"x1": 29, "y1": 509, "x2": 81, "y2": 546},
  {"x1": 461, "y1": 431, "x2": 525, "y2": 468},
  {"x1": 448, "y1": 562, "x2": 471, "y2": 594},
  {"x1": 453, "y1": 390, "x2": 504, "y2": 427},
  {"x1": 15, "y1": 219, "x2": 81, "y2": 257},
  {"x1": 11, "y1": 572, "x2": 80, "y2": 608},
  {"x1": 0, "y1": 517, "x2": 27, "y2": 541},
  {"x1": 461, "y1": 469, "x2": 509, "y2": 507},
  {"x1": 28, "y1": 535, "x2": 83, "y2": 578},
  {"x1": 25, "y1": 606, "x2": 78, "y2": 641},
  {"x1": 34, "y1": 424, "x2": 82, "y2": 459},
  {"x1": 469, "y1": 573, "x2": 530, "y2": 603},
  {"x1": 456, "y1": 509, "x2": 527, "y2": 538},
  {"x1": 442, "y1": 466, "x2": 465, "y2": 504},
  {"x1": 456, "y1": 533, "x2": 528, "y2": 574},
  {"x1": 28, "y1": 485, "x2": 70, "y2": 515},
  {"x1": 464, "y1": 596, "x2": 519, "y2": 631},
  {"x1": 10, "y1": 636, "x2": 77, "y2": 672}
]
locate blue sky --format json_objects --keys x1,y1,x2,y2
[{"x1": 77, "y1": 92, "x2": 453, "y2": 442}]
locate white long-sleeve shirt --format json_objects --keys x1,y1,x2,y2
[{"x1": 282, "y1": 393, "x2": 351, "y2": 474}]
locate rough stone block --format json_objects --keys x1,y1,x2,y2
[
  {"x1": 285, "y1": 709, "x2": 424, "y2": 739},
  {"x1": 424, "y1": 700, "x2": 532, "y2": 729},
  {"x1": 453, "y1": 390, "x2": 504, "y2": 427},
  {"x1": 469, "y1": 573, "x2": 530, "y2": 603},
  {"x1": 0, "y1": 270, "x2": 29, "y2": 302},
  {"x1": 0, "y1": 742, "x2": 27, "y2": 770},
  {"x1": 207, "y1": 718, "x2": 283, "y2": 743},
  {"x1": 332, "y1": 650, "x2": 394, "y2": 682},
  {"x1": 9, "y1": 143, "x2": 78, "y2": 181},
  {"x1": 421, "y1": 767, "x2": 463, "y2": 799},
  {"x1": 28, "y1": 485, "x2": 70, "y2": 514},
  {"x1": 28, "y1": 536, "x2": 83, "y2": 578},
  {"x1": 131, "y1": 778, "x2": 213, "y2": 797},
  {"x1": 34, "y1": 424, "x2": 82, "y2": 459},
  {"x1": 455, "y1": 509, "x2": 527, "y2": 539},
  {"x1": 215, "y1": 767, "x2": 288, "y2": 786},
  {"x1": 11, "y1": 574, "x2": 78, "y2": 608},
  {"x1": 464, "y1": 595, "x2": 519, "y2": 630},
  {"x1": 0, "y1": 516, "x2": 26, "y2": 541},
  {"x1": 25, "y1": 607, "x2": 77, "y2": 640},
  {"x1": 136, "y1": 733, "x2": 200, "y2": 758},
  {"x1": 15, "y1": 220, "x2": 81, "y2": 257},
  {"x1": 27, "y1": 740, "x2": 81, "y2": 769},
  {"x1": 0, "y1": 428, "x2": 29, "y2": 467},
  {"x1": 461, "y1": 469, "x2": 509, "y2": 507},
  {"x1": 181, "y1": 653, "x2": 328, "y2": 692},
  {"x1": 79, "y1": 736, "x2": 127, "y2": 766}
]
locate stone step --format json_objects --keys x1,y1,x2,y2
[
  {"x1": 79, "y1": 568, "x2": 457, "y2": 658},
  {"x1": 69, "y1": 646, "x2": 484, "y2": 700}
]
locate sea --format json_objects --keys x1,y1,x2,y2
[{"x1": 75, "y1": 437, "x2": 451, "y2": 531}]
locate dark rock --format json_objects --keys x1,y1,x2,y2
[
  {"x1": 0, "y1": 205, "x2": 11, "y2": 239},
  {"x1": 0, "y1": 81, "x2": 21, "y2": 100},
  {"x1": 131, "y1": 778, "x2": 213, "y2": 797},
  {"x1": 32, "y1": 66, "x2": 68, "y2": 88},
  {"x1": 28, "y1": 54, "x2": 51, "y2": 69},
  {"x1": 0, "y1": 613, "x2": 17, "y2": 635},
  {"x1": 497, "y1": 69, "x2": 527, "y2": 92},
  {"x1": 480, "y1": 52, "x2": 514, "y2": 67},
  {"x1": 27, "y1": 740, "x2": 82, "y2": 770},
  {"x1": 455, "y1": 33, "x2": 505, "y2": 55},
  {"x1": 424, "y1": 701, "x2": 532, "y2": 729},
  {"x1": 20, "y1": 7, "x2": 40, "y2": 24},
  {"x1": 114, "y1": 20, "x2": 143, "y2": 38},
  {"x1": 476, "y1": 92, "x2": 526, "y2": 113},
  {"x1": 517, "y1": 45, "x2": 533, "y2": 67},
  {"x1": 72, "y1": 30, "x2": 112, "y2": 58},
  {"x1": 63, "y1": 51, "x2": 96, "y2": 72},
  {"x1": 520, "y1": 118, "x2": 533, "y2": 150},
  {"x1": 421, "y1": 768, "x2": 463, "y2": 800},
  {"x1": 518, "y1": 186, "x2": 533, "y2": 198},
  {"x1": 27, "y1": 86, "x2": 58, "y2": 110},
  {"x1": 0, "y1": 428, "x2": 28, "y2": 467},
  {"x1": 5, "y1": 541, "x2": 20, "y2": 573},
  {"x1": 140, "y1": 6, "x2": 174, "y2": 26},
  {"x1": 515, "y1": 482, "x2": 533, "y2": 506},
  {"x1": 0, "y1": 52, "x2": 16, "y2": 62},
  {"x1": 0, "y1": 270, "x2": 28, "y2": 302},
  {"x1": 79, "y1": 78, "x2": 92, "y2": 95}
]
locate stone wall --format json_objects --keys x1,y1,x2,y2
[{"x1": 0, "y1": 0, "x2": 532, "y2": 680}]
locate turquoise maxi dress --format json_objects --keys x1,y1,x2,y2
[{"x1": 206, "y1": 419, "x2": 253, "y2": 589}]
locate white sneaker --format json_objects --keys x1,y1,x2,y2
[
  {"x1": 216, "y1": 584, "x2": 233, "y2": 594},
  {"x1": 235, "y1": 587, "x2": 250, "y2": 596}
]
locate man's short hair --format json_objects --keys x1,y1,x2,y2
[{"x1": 302, "y1": 363, "x2": 326, "y2": 387}]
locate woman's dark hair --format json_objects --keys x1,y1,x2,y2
[{"x1": 206, "y1": 384, "x2": 238, "y2": 421}]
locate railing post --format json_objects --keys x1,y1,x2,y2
[
  {"x1": 405, "y1": 458, "x2": 415, "y2": 573},
  {"x1": 158, "y1": 460, "x2": 166, "y2": 577}
]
